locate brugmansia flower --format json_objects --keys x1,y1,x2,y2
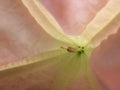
[{"x1": 0, "y1": 0, "x2": 120, "y2": 90}]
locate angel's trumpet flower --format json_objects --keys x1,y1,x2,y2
[{"x1": 0, "y1": 0, "x2": 120, "y2": 90}]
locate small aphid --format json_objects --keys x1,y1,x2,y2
[
  {"x1": 67, "y1": 47, "x2": 76, "y2": 52},
  {"x1": 61, "y1": 46, "x2": 76, "y2": 53}
]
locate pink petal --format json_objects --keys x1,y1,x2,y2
[
  {"x1": 91, "y1": 29, "x2": 120, "y2": 90},
  {"x1": 39, "y1": 0, "x2": 108, "y2": 35},
  {"x1": 0, "y1": 0, "x2": 62, "y2": 64}
]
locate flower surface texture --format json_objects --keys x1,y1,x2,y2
[{"x1": 0, "y1": 0, "x2": 120, "y2": 90}]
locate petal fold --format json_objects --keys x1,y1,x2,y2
[
  {"x1": 79, "y1": 0, "x2": 120, "y2": 48},
  {"x1": 22, "y1": 0, "x2": 75, "y2": 45},
  {"x1": 0, "y1": 48, "x2": 65, "y2": 72}
]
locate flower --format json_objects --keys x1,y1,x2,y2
[{"x1": 0, "y1": 0, "x2": 120, "y2": 90}]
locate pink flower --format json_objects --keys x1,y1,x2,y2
[{"x1": 0, "y1": 0, "x2": 120, "y2": 90}]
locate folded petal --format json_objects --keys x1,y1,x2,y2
[
  {"x1": 39, "y1": 0, "x2": 108, "y2": 35},
  {"x1": 79, "y1": 0, "x2": 120, "y2": 48},
  {"x1": 0, "y1": 48, "x2": 102, "y2": 90},
  {"x1": 22, "y1": 0, "x2": 74, "y2": 45},
  {"x1": 0, "y1": 0, "x2": 68, "y2": 64},
  {"x1": 0, "y1": 49, "x2": 65, "y2": 72},
  {"x1": 0, "y1": 51, "x2": 68, "y2": 90}
]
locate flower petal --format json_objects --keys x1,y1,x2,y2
[
  {"x1": 0, "y1": 51, "x2": 68, "y2": 89},
  {"x1": 0, "y1": 49, "x2": 65, "y2": 72},
  {"x1": 51, "y1": 53, "x2": 102, "y2": 90},
  {"x1": 0, "y1": 0, "x2": 67, "y2": 64},
  {"x1": 79, "y1": 0, "x2": 120, "y2": 48},
  {"x1": 39, "y1": 0, "x2": 108, "y2": 35},
  {"x1": 22, "y1": 0, "x2": 74, "y2": 45},
  {"x1": 0, "y1": 50, "x2": 102, "y2": 90}
]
